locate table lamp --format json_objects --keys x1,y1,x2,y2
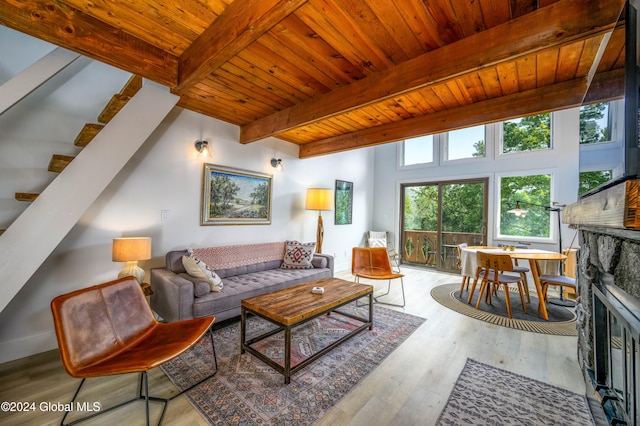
[
  {"x1": 112, "y1": 237, "x2": 152, "y2": 283},
  {"x1": 306, "y1": 188, "x2": 334, "y2": 253}
]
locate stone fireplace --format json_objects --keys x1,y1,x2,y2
[{"x1": 574, "y1": 224, "x2": 640, "y2": 425}]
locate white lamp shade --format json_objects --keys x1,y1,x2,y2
[{"x1": 305, "y1": 188, "x2": 334, "y2": 211}]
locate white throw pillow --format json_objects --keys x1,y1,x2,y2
[
  {"x1": 182, "y1": 255, "x2": 223, "y2": 292},
  {"x1": 368, "y1": 237, "x2": 387, "y2": 248}
]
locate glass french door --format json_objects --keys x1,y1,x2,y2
[{"x1": 400, "y1": 178, "x2": 488, "y2": 272}]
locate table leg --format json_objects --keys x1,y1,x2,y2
[
  {"x1": 529, "y1": 259, "x2": 549, "y2": 320},
  {"x1": 240, "y1": 307, "x2": 246, "y2": 354},
  {"x1": 284, "y1": 326, "x2": 291, "y2": 384},
  {"x1": 368, "y1": 292, "x2": 373, "y2": 330}
]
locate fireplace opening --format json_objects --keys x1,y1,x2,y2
[{"x1": 592, "y1": 274, "x2": 640, "y2": 425}]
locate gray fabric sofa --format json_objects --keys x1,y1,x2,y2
[{"x1": 150, "y1": 242, "x2": 334, "y2": 323}]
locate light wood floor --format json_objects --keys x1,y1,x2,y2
[{"x1": 0, "y1": 266, "x2": 590, "y2": 425}]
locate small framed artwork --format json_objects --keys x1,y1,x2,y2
[
  {"x1": 201, "y1": 164, "x2": 272, "y2": 225},
  {"x1": 335, "y1": 180, "x2": 353, "y2": 225}
]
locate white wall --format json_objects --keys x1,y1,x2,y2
[
  {"x1": 371, "y1": 109, "x2": 583, "y2": 254},
  {"x1": 0, "y1": 28, "x2": 375, "y2": 363}
]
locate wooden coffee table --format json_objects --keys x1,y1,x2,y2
[{"x1": 240, "y1": 277, "x2": 374, "y2": 384}]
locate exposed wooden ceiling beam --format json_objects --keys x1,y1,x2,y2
[
  {"x1": 175, "y1": 0, "x2": 308, "y2": 93},
  {"x1": 0, "y1": 0, "x2": 177, "y2": 87},
  {"x1": 298, "y1": 78, "x2": 588, "y2": 158},
  {"x1": 240, "y1": 0, "x2": 623, "y2": 144},
  {"x1": 583, "y1": 68, "x2": 625, "y2": 104}
]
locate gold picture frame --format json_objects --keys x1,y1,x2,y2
[{"x1": 201, "y1": 164, "x2": 272, "y2": 225}]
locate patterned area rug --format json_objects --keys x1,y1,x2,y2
[
  {"x1": 161, "y1": 304, "x2": 425, "y2": 425},
  {"x1": 437, "y1": 358, "x2": 594, "y2": 425},
  {"x1": 431, "y1": 283, "x2": 577, "y2": 336}
]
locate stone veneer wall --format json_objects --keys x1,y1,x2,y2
[{"x1": 576, "y1": 225, "x2": 640, "y2": 373}]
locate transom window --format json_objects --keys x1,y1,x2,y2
[
  {"x1": 402, "y1": 134, "x2": 433, "y2": 166},
  {"x1": 445, "y1": 125, "x2": 485, "y2": 160},
  {"x1": 580, "y1": 102, "x2": 611, "y2": 144},
  {"x1": 502, "y1": 113, "x2": 551, "y2": 154}
]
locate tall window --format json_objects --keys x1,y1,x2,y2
[
  {"x1": 403, "y1": 135, "x2": 433, "y2": 166},
  {"x1": 580, "y1": 102, "x2": 610, "y2": 144},
  {"x1": 498, "y1": 173, "x2": 552, "y2": 239},
  {"x1": 502, "y1": 113, "x2": 551, "y2": 154},
  {"x1": 446, "y1": 125, "x2": 485, "y2": 160}
]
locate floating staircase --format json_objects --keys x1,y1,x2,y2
[
  {"x1": 0, "y1": 80, "x2": 179, "y2": 314},
  {"x1": 10, "y1": 75, "x2": 143, "y2": 204}
]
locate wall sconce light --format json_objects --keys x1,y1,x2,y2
[
  {"x1": 194, "y1": 139, "x2": 211, "y2": 159},
  {"x1": 112, "y1": 237, "x2": 152, "y2": 283},
  {"x1": 270, "y1": 158, "x2": 283, "y2": 171}
]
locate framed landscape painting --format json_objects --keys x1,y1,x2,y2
[
  {"x1": 201, "y1": 164, "x2": 272, "y2": 225},
  {"x1": 335, "y1": 180, "x2": 353, "y2": 225}
]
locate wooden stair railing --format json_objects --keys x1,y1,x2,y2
[{"x1": 12, "y1": 75, "x2": 142, "y2": 203}]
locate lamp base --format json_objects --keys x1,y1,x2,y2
[
  {"x1": 117, "y1": 261, "x2": 145, "y2": 283},
  {"x1": 316, "y1": 213, "x2": 324, "y2": 253}
]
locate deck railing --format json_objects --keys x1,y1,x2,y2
[{"x1": 401, "y1": 230, "x2": 484, "y2": 271}]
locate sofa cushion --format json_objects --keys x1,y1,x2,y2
[
  {"x1": 281, "y1": 240, "x2": 316, "y2": 269},
  {"x1": 182, "y1": 254, "x2": 223, "y2": 292},
  {"x1": 192, "y1": 267, "x2": 332, "y2": 319}
]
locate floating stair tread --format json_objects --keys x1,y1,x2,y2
[
  {"x1": 98, "y1": 94, "x2": 131, "y2": 124},
  {"x1": 74, "y1": 123, "x2": 104, "y2": 147},
  {"x1": 48, "y1": 155, "x2": 74, "y2": 173},
  {"x1": 120, "y1": 75, "x2": 142, "y2": 97},
  {"x1": 15, "y1": 193, "x2": 39, "y2": 202}
]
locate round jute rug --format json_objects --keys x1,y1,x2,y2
[{"x1": 431, "y1": 283, "x2": 577, "y2": 336}]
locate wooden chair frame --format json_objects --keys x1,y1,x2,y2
[{"x1": 475, "y1": 251, "x2": 527, "y2": 319}]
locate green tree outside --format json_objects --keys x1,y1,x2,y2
[
  {"x1": 503, "y1": 113, "x2": 551, "y2": 153},
  {"x1": 500, "y1": 174, "x2": 551, "y2": 237},
  {"x1": 580, "y1": 103, "x2": 608, "y2": 144}
]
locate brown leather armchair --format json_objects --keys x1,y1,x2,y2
[
  {"x1": 51, "y1": 277, "x2": 217, "y2": 425},
  {"x1": 352, "y1": 247, "x2": 405, "y2": 307}
]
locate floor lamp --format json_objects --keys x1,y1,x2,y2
[
  {"x1": 508, "y1": 201, "x2": 575, "y2": 307},
  {"x1": 306, "y1": 188, "x2": 334, "y2": 253}
]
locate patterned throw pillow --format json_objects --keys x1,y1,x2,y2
[
  {"x1": 182, "y1": 251, "x2": 223, "y2": 292},
  {"x1": 281, "y1": 240, "x2": 316, "y2": 269},
  {"x1": 368, "y1": 237, "x2": 386, "y2": 248}
]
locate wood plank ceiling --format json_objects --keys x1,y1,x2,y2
[{"x1": 0, "y1": 0, "x2": 626, "y2": 158}]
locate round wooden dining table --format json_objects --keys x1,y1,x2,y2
[{"x1": 460, "y1": 246, "x2": 567, "y2": 321}]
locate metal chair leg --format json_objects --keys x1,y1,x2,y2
[
  {"x1": 60, "y1": 330, "x2": 218, "y2": 426},
  {"x1": 374, "y1": 278, "x2": 405, "y2": 307}
]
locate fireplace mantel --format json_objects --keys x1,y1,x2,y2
[{"x1": 562, "y1": 179, "x2": 640, "y2": 230}]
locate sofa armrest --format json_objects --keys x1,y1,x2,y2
[
  {"x1": 312, "y1": 253, "x2": 334, "y2": 276},
  {"x1": 150, "y1": 268, "x2": 195, "y2": 322}
]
